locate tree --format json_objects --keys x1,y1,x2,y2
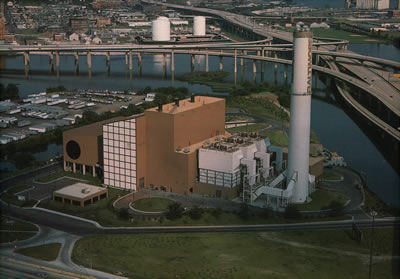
[
  {"x1": 284, "y1": 204, "x2": 302, "y2": 219},
  {"x1": 166, "y1": 202, "x2": 185, "y2": 220},
  {"x1": 211, "y1": 207, "x2": 223, "y2": 219},
  {"x1": 187, "y1": 206, "x2": 203, "y2": 220},
  {"x1": 239, "y1": 203, "x2": 249, "y2": 220},
  {"x1": 117, "y1": 208, "x2": 130, "y2": 220},
  {"x1": 1, "y1": 83, "x2": 19, "y2": 101},
  {"x1": 13, "y1": 152, "x2": 35, "y2": 169},
  {"x1": 327, "y1": 201, "x2": 344, "y2": 217}
]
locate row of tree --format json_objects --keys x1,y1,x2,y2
[{"x1": 0, "y1": 83, "x2": 20, "y2": 101}]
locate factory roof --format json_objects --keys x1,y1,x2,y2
[
  {"x1": 200, "y1": 133, "x2": 263, "y2": 153},
  {"x1": 146, "y1": 96, "x2": 223, "y2": 115},
  {"x1": 176, "y1": 133, "x2": 261, "y2": 154},
  {"x1": 63, "y1": 116, "x2": 127, "y2": 137},
  {"x1": 54, "y1": 183, "x2": 106, "y2": 199}
]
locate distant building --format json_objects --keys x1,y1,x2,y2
[
  {"x1": 91, "y1": 0, "x2": 120, "y2": 9},
  {"x1": 69, "y1": 33, "x2": 79, "y2": 41},
  {"x1": 70, "y1": 17, "x2": 89, "y2": 32},
  {"x1": 348, "y1": 0, "x2": 390, "y2": 9}
]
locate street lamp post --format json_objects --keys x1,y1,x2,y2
[{"x1": 368, "y1": 210, "x2": 377, "y2": 279}]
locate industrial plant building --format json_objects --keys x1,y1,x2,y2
[
  {"x1": 63, "y1": 99, "x2": 322, "y2": 208},
  {"x1": 63, "y1": 27, "x2": 320, "y2": 208}
]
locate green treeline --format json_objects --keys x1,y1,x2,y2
[{"x1": 0, "y1": 83, "x2": 20, "y2": 101}]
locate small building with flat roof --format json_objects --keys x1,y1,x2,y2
[{"x1": 53, "y1": 183, "x2": 108, "y2": 207}]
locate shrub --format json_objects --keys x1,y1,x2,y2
[
  {"x1": 284, "y1": 204, "x2": 302, "y2": 219},
  {"x1": 239, "y1": 203, "x2": 249, "y2": 220},
  {"x1": 117, "y1": 208, "x2": 130, "y2": 220},
  {"x1": 166, "y1": 202, "x2": 185, "y2": 220},
  {"x1": 211, "y1": 207, "x2": 223, "y2": 219},
  {"x1": 187, "y1": 206, "x2": 203, "y2": 220}
]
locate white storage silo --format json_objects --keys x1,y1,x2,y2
[
  {"x1": 152, "y1": 16, "x2": 171, "y2": 41},
  {"x1": 193, "y1": 16, "x2": 206, "y2": 36}
]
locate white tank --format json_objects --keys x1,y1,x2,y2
[
  {"x1": 193, "y1": 16, "x2": 206, "y2": 36},
  {"x1": 287, "y1": 28, "x2": 313, "y2": 203},
  {"x1": 152, "y1": 16, "x2": 170, "y2": 41}
]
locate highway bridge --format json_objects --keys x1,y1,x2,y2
[
  {"x1": 1, "y1": 43, "x2": 399, "y2": 142},
  {"x1": 1, "y1": 3, "x2": 399, "y2": 145}
]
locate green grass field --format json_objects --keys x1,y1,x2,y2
[
  {"x1": 225, "y1": 114, "x2": 253, "y2": 122},
  {"x1": 323, "y1": 170, "x2": 343, "y2": 181},
  {"x1": 275, "y1": 228, "x2": 398, "y2": 256},
  {"x1": 227, "y1": 97, "x2": 289, "y2": 122},
  {"x1": 260, "y1": 129, "x2": 288, "y2": 146},
  {"x1": 0, "y1": 216, "x2": 38, "y2": 243},
  {"x1": 312, "y1": 28, "x2": 385, "y2": 44},
  {"x1": 226, "y1": 123, "x2": 269, "y2": 134},
  {"x1": 295, "y1": 190, "x2": 348, "y2": 211},
  {"x1": 132, "y1": 198, "x2": 173, "y2": 212},
  {"x1": 72, "y1": 231, "x2": 398, "y2": 279},
  {"x1": 16, "y1": 243, "x2": 61, "y2": 261}
]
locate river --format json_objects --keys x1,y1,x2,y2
[
  {"x1": 295, "y1": 0, "x2": 399, "y2": 9},
  {"x1": 0, "y1": 43, "x2": 399, "y2": 206}
]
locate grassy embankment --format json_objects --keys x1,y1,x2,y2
[
  {"x1": 222, "y1": 30, "x2": 248, "y2": 42},
  {"x1": 72, "y1": 229, "x2": 398, "y2": 279},
  {"x1": 132, "y1": 198, "x2": 173, "y2": 212},
  {"x1": 311, "y1": 28, "x2": 387, "y2": 43},
  {"x1": 35, "y1": 171, "x2": 347, "y2": 227},
  {"x1": 295, "y1": 190, "x2": 348, "y2": 211},
  {"x1": 16, "y1": 243, "x2": 61, "y2": 261},
  {"x1": 322, "y1": 169, "x2": 343, "y2": 181},
  {"x1": 0, "y1": 216, "x2": 38, "y2": 243}
]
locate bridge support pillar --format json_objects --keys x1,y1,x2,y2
[
  {"x1": 163, "y1": 53, "x2": 166, "y2": 67},
  {"x1": 284, "y1": 64, "x2": 288, "y2": 84},
  {"x1": 234, "y1": 49, "x2": 237, "y2": 73},
  {"x1": 314, "y1": 72, "x2": 319, "y2": 88},
  {"x1": 326, "y1": 76, "x2": 332, "y2": 87},
  {"x1": 315, "y1": 54, "x2": 320, "y2": 66},
  {"x1": 257, "y1": 50, "x2": 261, "y2": 56},
  {"x1": 49, "y1": 52, "x2": 54, "y2": 71},
  {"x1": 74, "y1": 52, "x2": 79, "y2": 74},
  {"x1": 274, "y1": 52, "x2": 278, "y2": 71},
  {"x1": 252, "y1": 59, "x2": 256, "y2": 73},
  {"x1": 205, "y1": 49, "x2": 209, "y2": 72},
  {"x1": 262, "y1": 47, "x2": 265, "y2": 57},
  {"x1": 125, "y1": 52, "x2": 128, "y2": 66},
  {"x1": 137, "y1": 52, "x2": 142, "y2": 67},
  {"x1": 23, "y1": 51, "x2": 30, "y2": 67},
  {"x1": 87, "y1": 51, "x2": 92, "y2": 71},
  {"x1": 106, "y1": 51, "x2": 110, "y2": 73},
  {"x1": 129, "y1": 50, "x2": 133, "y2": 71},
  {"x1": 219, "y1": 56, "x2": 223, "y2": 71},
  {"x1": 196, "y1": 53, "x2": 201, "y2": 71},
  {"x1": 240, "y1": 50, "x2": 244, "y2": 66},
  {"x1": 171, "y1": 49, "x2": 175, "y2": 73},
  {"x1": 191, "y1": 54, "x2": 195, "y2": 71},
  {"x1": 55, "y1": 51, "x2": 60, "y2": 72}
]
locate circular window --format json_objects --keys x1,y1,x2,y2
[{"x1": 66, "y1": 140, "x2": 81, "y2": 160}]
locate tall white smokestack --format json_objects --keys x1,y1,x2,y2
[{"x1": 287, "y1": 27, "x2": 313, "y2": 203}]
